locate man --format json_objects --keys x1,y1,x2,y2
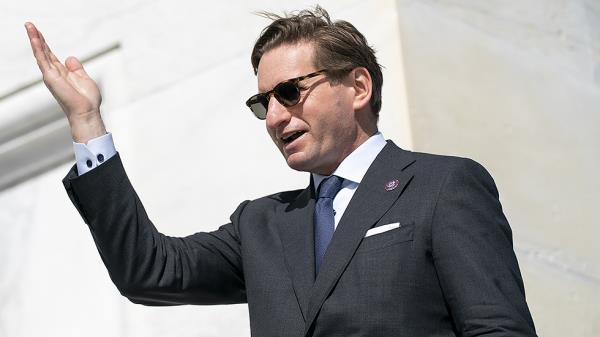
[{"x1": 26, "y1": 7, "x2": 537, "y2": 337}]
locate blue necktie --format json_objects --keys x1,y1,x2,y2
[{"x1": 314, "y1": 175, "x2": 343, "y2": 275}]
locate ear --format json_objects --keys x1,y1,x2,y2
[{"x1": 350, "y1": 67, "x2": 372, "y2": 111}]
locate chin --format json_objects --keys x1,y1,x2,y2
[
  {"x1": 285, "y1": 155, "x2": 314, "y2": 173},
  {"x1": 286, "y1": 159, "x2": 310, "y2": 172}
]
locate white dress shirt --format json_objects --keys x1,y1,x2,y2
[
  {"x1": 73, "y1": 131, "x2": 388, "y2": 230},
  {"x1": 312, "y1": 132, "x2": 387, "y2": 229},
  {"x1": 73, "y1": 132, "x2": 117, "y2": 175}
]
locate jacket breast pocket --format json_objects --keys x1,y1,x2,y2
[{"x1": 355, "y1": 222, "x2": 414, "y2": 254}]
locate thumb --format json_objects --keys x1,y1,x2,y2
[{"x1": 65, "y1": 56, "x2": 89, "y2": 77}]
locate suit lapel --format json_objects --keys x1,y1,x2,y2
[
  {"x1": 276, "y1": 183, "x2": 316, "y2": 321},
  {"x1": 304, "y1": 142, "x2": 416, "y2": 334}
]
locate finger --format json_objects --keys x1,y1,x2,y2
[
  {"x1": 38, "y1": 29, "x2": 54, "y2": 61},
  {"x1": 37, "y1": 30, "x2": 58, "y2": 67},
  {"x1": 37, "y1": 29, "x2": 70, "y2": 77},
  {"x1": 65, "y1": 56, "x2": 90, "y2": 78},
  {"x1": 25, "y1": 22, "x2": 51, "y2": 72},
  {"x1": 27, "y1": 23, "x2": 52, "y2": 67}
]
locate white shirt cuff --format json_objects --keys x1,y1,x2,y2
[{"x1": 73, "y1": 132, "x2": 117, "y2": 176}]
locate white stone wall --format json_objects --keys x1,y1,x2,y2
[
  {"x1": 395, "y1": 1, "x2": 600, "y2": 336},
  {"x1": 0, "y1": 1, "x2": 409, "y2": 336}
]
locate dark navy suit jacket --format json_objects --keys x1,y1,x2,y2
[{"x1": 63, "y1": 141, "x2": 537, "y2": 336}]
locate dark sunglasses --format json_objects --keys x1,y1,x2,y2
[{"x1": 245, "y1": 69, "x2": 327, "y2": 120}]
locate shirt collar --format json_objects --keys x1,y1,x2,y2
[{"x1": 312, "y1": 132, "x2": 387, "y2": 191}]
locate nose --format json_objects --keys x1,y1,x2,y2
[{"x1": 265, "y1": 96, "x2": 292, "y2": 130}]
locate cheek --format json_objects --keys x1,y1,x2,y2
[{"x1": 305, "y1": 86, "x2": 353, "y2": 138}]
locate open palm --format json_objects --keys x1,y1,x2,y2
[{"x1": 25, "y1": 22, "x2": 101, "y2": 120}]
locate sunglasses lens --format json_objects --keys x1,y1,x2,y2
[
  {"x1": 275, "y1": 82, "x2": 300, "y2": 107},
  {"x1": 250, "y1": 101, "x2": 267, "y2": 119},
  {"x1": 246, "y1": 95, "x2": 268, "y2": 120},
  {"x1": 246, "y1": 76, "x2": 307, "y2": 120}
]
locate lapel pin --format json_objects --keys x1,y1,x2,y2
[{"x1": 385, "y1": 179, "x2": 400, "y2": 191}]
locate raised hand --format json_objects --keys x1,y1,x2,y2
[{"x1": 25, "y1": 22, "x2": 106, "y2": 143}]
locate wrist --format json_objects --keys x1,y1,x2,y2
[{"x1": 68, "y1": 110, "x2": 107, "y2": 144}]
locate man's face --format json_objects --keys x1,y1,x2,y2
[{"x1": 257, "y1": 43, "x2": 365, "y2": 175}]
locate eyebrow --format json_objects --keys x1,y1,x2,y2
[
  {"x1": 258, "y1": 70, "x2": 326, "y2": 94},
  {"x1": 258, "y1": 77, "x2": 286, "y2": 94}
]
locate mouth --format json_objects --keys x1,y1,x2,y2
[{"x1": 281, "y1": 130, "x2": 306, "y2": 145}]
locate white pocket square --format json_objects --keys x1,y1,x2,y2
[{"x1": 365, "y1": 222, "x2": 400, "y2": 237}]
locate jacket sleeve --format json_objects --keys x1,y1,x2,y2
[
  {"x1": 431, "y1": 158, "x2": 537, "y2": 336},
  {"x1": 62, "y1": 153, "x2": 247, "y2": 306}
]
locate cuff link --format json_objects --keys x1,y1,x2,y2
[{"x1": 97, "y1": 153, "x2": 105, "y2": 163}]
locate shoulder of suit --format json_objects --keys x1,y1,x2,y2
[
  {"x1": 394, "y1": 148, "x2": 491, "y2": 178},
  {"x1": 244, "y1": 188, "x2": 307, "y2": 207}
]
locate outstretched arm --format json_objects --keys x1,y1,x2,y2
[{"x1": 63, "y1": 153, "x2": 247, "y2": 306}]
